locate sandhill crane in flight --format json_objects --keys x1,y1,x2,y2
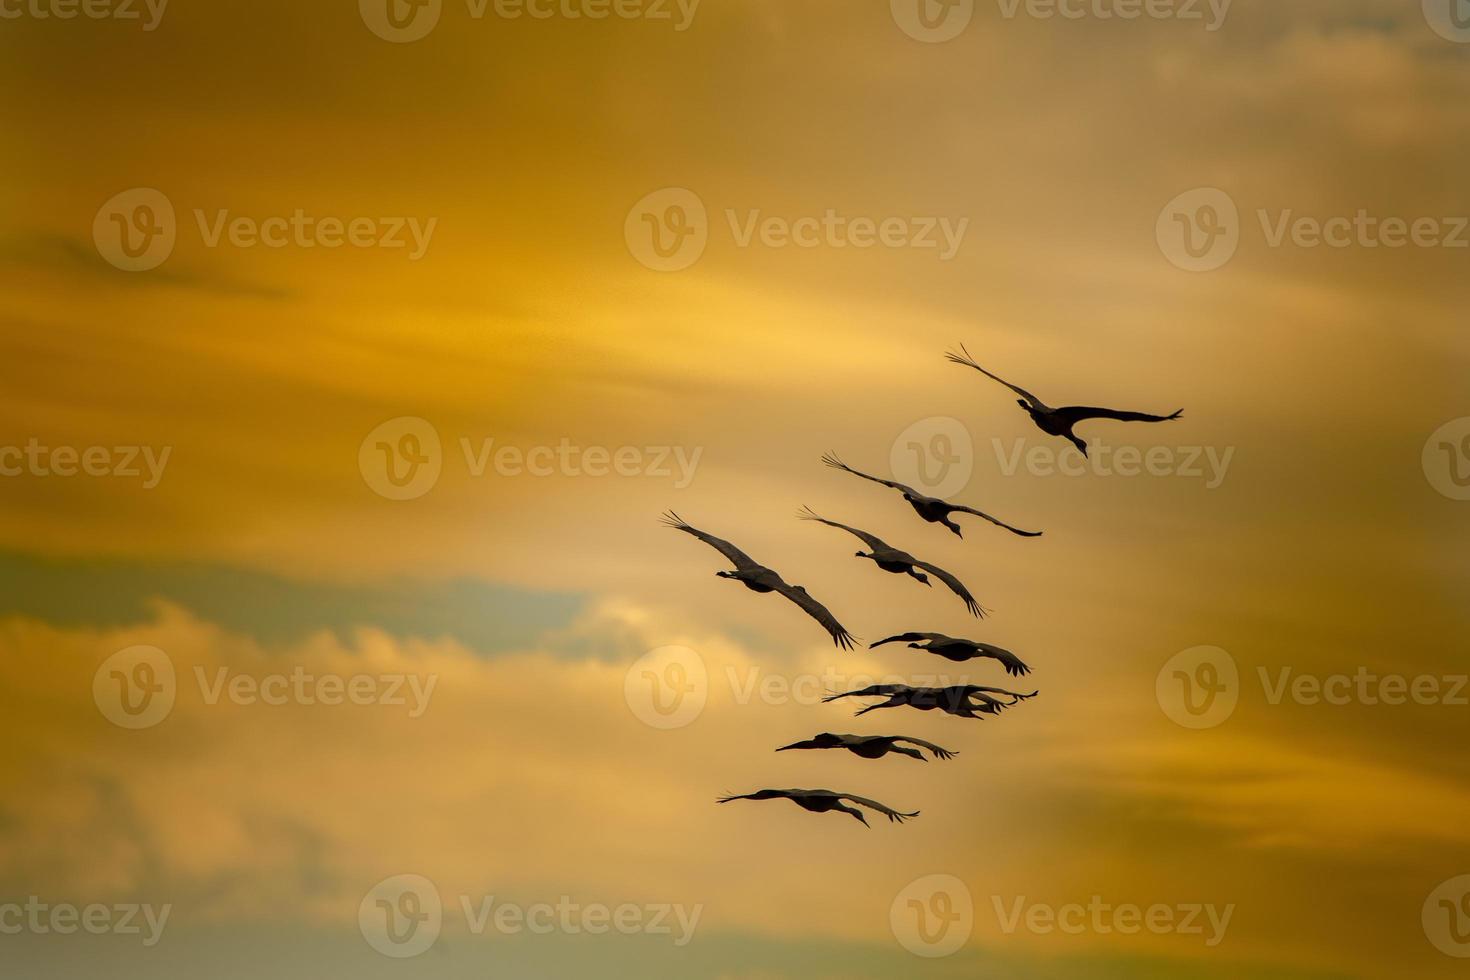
[
  {"x1": 662, "y1": 512, "x2": 856, "y2": 649},
  {"x1": 717, "y1": 788, "x2": 919, "y2": 826},
  {"x1": 946, "y1": 345, "x2": 1183, "y2": 458},
  {"x1": 872, "y1": 632, "x2": 1032, "y2": 677},
  {"x1": 776, "y1": 732, "x2": 957, "y2": 761},
  {"x1": 824, "y1": 683, "x2": 1037, "y2": 719},
  {"x1": 797, "y1": 507, "x2": 987, "y2": 618},
  {"x1": 822, "y1": 452, "x2": 1041, "y2": 539}
]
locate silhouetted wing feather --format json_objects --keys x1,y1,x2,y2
[
  {"x1": 870, "y1": 632, "x2": 947, "y2": 648},
  {"x1": 821, "y1": 453, "x2": 921, "y2": 496},
  {"x1": 823, "y1": 685, "x2": 915, "y2": 702},
  {"x1": 796, "y1": 507, "x2": 892, "y2": 552},
  {"x1": 973, "y1": 642, "x2": 1032, "y2": 677},
  {"x1": 772, "y1": 581, "x2": 856, "y2": 650},
  {"x1": 911, "y1": 560, "x2": 986, "y2": 618},
  {"x1": 893, "y1": 736, "x2": 958, "y2": 761},
  {"x1": 948, "y1": 504, "x2": 1043, "y2": 537},
  {"x1": 1054, "y1": 405, "x2": 1183, "y2": 425},
  {"x1": 839, "y1": 794, "x2": 920, "y2": 823},
  {"x1": 945, "y1": 345, "x2": 1045, "y2": 409},
  {"x1": 661, "y1": 512, "x2": 760, "y2": 571}
]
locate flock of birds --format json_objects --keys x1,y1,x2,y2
[{"x1": 665, "y1": 347, "x2": 1183, "y2": 827}]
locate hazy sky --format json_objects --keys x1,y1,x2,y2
[{"x1": 2, "y1": 1, "x2": 1469, "y2": 977}]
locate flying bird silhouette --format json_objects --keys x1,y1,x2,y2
[
  {"x1": 822, "y1": 453, "x2": 1041, "y2": 539},
  {"x1": 823, "y1": 683, "x2": 1037, "y2": 719},
  {"x1": 872, "y1": 632, "x2": 1032, "y2": 677},
  {"x1": 776, "y1": 732, "x2": 957, "y2": 761},
  {"x1": 945, "y1": 345, "x2": 1183, "y2": 458},
  {"x1": 662, "y1": 512, "x2": 856, "y2": 649},
  {"x1": 716, "y1": 788, "x2": 919, "y2": 826},
  {"x1": 797, "y1": 507, "x2": 987, "y2": 617}
]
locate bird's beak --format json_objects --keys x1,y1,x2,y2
[{"x1": 775, "y1": 742, "x2": 801, "y2": 752}]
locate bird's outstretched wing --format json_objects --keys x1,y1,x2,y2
[
  {"x1": 717, "y1": 789, "x2": 786, "y2": 804},
  {"x1": 893, "y1": 736, "x2": 958, "y2": 761},
  {"x1": 771, "y1": 581, "x2": 857, "y2": 650},
  {"x1": 661, "y1": 512, "x2": 760, "y2": 571},
  {"x1": 839, "y1": 793, "x2": 920, "y2": 824},
  {"x1": 961, "y1": 685, "x2": 1038, "y2": 703},
  {"x1": 870, "y1": 632, "x2": 947, "y2": 648},
  {"x1": 948, "y1": 503, "x2": 1043, "y2": 538},
  {"x1": 821, "y1": 453, "x2": 921, "y2": 496},
  {"x1": 945, "y1": 345, "x2": 1045, "y2": 409},
  {"x1": 796, "y1": 507, "x2": 892, "y2": 552},
  {"x1": 822, "y1": 684, "x2": 913, "y2": 702},
  {"x1": 911, "y1": 559, "x2": 987, "y2": 618},
  {"x1": 973, "y1": 642, "x2": 1032, "y2": 677},
  {"x1": 1054, "y1": 406, "x2": 1184, "y2": 425}
]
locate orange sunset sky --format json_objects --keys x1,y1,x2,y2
[{"x1": 2, "y1": 0, "x2": 1469, "y2": 977}]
